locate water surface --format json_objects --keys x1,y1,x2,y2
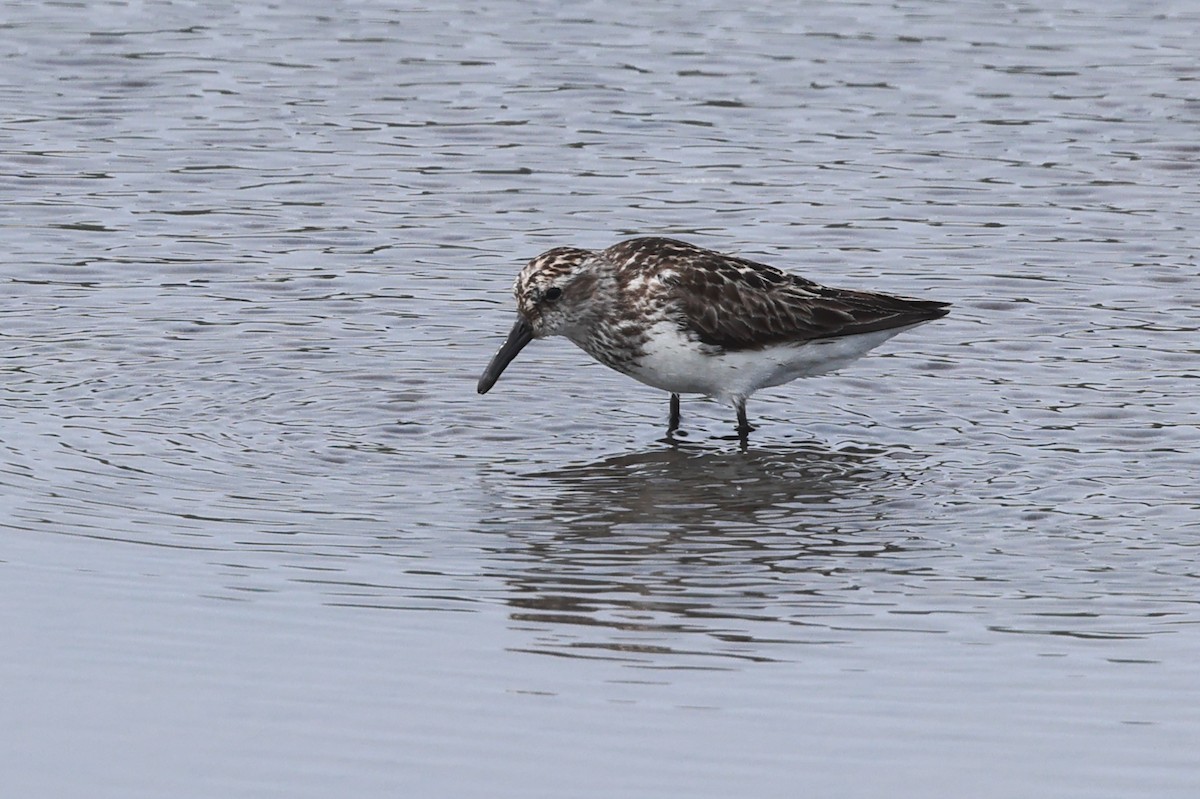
[{"x1": 3, "y1": 1, "x2": 1199, "y2": 797}]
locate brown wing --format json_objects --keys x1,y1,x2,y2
[{"x1": 661, "y1": 245, "x2": 949, "y2": 351}]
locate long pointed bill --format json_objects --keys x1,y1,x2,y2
[{"x1": 477, "y1": 316, "x2": 535, "y2": 394}]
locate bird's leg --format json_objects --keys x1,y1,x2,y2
[
  {"x1": 667, "y1": 393, "x2": 681, "y2": 433},
  {"x1": 735, "y1": 398, "x2": 754, "y2": 440}
]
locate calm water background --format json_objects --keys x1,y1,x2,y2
[{"x1": 3, "y1": 1, "x2": 1199, "y2": 796}]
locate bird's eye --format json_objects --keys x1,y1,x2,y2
[{"x1": 544, "y1": 287, "x2": 562, "y2": 302}]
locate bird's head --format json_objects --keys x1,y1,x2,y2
[{"x1": 477, "y1": 246, "x2": 597, "y2": 394}]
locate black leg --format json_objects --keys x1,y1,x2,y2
[
  {"x1": 668, "y1": 393, "x2": 681, "y2": 432},
  {"x1": 735, "y1": 398, "x2": 753, "y2": 440}
]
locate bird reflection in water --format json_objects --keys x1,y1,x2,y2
[{"x1": 480, "y1": 439, "x2": 938, "y2": 666}]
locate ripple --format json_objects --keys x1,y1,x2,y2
[{"x1": 4, "y1": 1, "x2": 1200, "y2": 796}]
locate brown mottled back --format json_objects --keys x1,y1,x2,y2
[{"x1": 599, "y1": 237, "x2": 949, "y2": 351}]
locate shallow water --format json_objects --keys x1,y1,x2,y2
[{"x1": 3, "y1": 1, "x2": 1200, "y2": 796}]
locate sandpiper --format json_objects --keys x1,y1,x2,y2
[{"x1": 478, "y1": 237, "x2": 949, "y2": 437}]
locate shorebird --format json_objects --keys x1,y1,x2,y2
[{"x1": 477, "y1": 237, "x2": 949, "y2": 438}]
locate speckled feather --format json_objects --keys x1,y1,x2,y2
[
  {"x1": 480, "y1": 236, "x2": 949, "y2": 431},
  {"x1": 599, "y1": 237, "x2": 948, "y2": 351}
]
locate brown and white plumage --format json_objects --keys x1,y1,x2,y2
[{"x1": 478, "y1": 237, "x2": 949, "y2": 437}]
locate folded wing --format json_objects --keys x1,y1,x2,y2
[{"x1": 668, "y1": 252, "x2": 949, "y2": 351}]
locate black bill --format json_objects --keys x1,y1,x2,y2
[{"x1": 477, "y1": 316, "x2": 534, "y2": 394}]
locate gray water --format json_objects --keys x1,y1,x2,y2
[{"x1": 3, "y1": 1, "x2": 1199, "y2": 796}]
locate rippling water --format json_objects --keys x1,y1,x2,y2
[{"x1": 3, "y1": 1, "x2": 1199, "y2": 796}]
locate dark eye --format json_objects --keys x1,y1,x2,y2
[{"x1": 544, "y1": 287, "x2": 562, "y2": 302}]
